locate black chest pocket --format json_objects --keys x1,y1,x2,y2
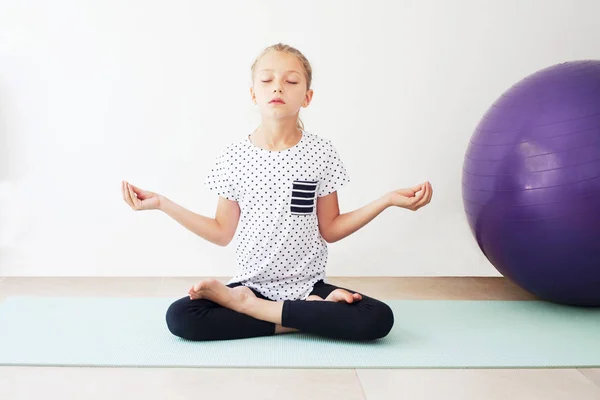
[{"x1": 290, "y1": 180, "x2": 318, "y2": 215}]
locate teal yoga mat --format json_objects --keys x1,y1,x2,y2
[{"x1": 0, "y1": 296, "x2": 599, "y2": 368}]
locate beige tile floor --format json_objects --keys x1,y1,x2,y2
[{"x1": 0, "y1": 277, "x2": 598, "y2": 400}]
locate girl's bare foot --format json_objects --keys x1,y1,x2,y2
[
  {"x1": 275, "y1": 325, "x2": 299, "y2": 334},
  {"x1": 324, "y1": 289, "x2": 362, "y2": 303},
  {"x1": 305, "y1": 290, "x2": 362, "y2": 303},
  {"x1": 188, "y1": 279, "x2": 256, "y2": 312}
]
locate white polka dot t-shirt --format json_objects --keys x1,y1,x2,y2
[{"x1": 204, "y1": 131, "x2": 350, "y2": 301}]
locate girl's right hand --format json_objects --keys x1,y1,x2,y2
[{"x1": 122, "y1": 180, "x2": 162, "y2": 211}]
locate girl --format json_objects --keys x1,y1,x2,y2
[{"x1": 122, "y1": 43, "x2": 432, "y2": 341}]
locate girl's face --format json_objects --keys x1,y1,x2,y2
[{"x1": 251, "y1": 51, "x2": 313, "y2": 124}]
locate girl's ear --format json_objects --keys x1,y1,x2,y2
[
  {"x1": 303, "y1": 89, "x2": 314, "y2": 107},
  {"x1": 250, "y1": 87, "x2": 256, "y2": 104}
]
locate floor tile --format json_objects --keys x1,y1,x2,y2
[
  {"x1": 356, "y1": 369, "x2": 600, "y2": 400},
  {"x1": 0, "y1": 367, "x2": 365, "y2": 400},
  {"x1": 579, "y1": 368, "x2": 600, "y2": 388}
]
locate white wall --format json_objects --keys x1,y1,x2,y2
[{"x1": 1, "y1": 0, "x2": 599, "y2": 277}]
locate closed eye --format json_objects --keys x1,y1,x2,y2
[{"x1": 261, "y1": 80, "x2": 298, "y2": 84}]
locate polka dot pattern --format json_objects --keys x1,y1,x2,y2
[{"x1": 204, "y1": 131, "x2": 350, "y2": 301}]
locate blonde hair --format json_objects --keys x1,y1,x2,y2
[{"x1": 251, "y1": 43, "x2": 313, "y2": 131}]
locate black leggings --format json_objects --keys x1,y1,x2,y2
[{"x1": 165, "y1": 280, "x2": 394, "y2": 341}]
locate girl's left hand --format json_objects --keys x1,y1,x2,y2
[{"x1": 387, "y1": 181, "x2": 433, "y2": 211}]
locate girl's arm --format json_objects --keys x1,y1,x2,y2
[
  {"x1": 160, "y1": 195, "x2": 240, "y2": 246},
  {"x1": 317, "y1": 182, "x2": 432, "y2": 243}
]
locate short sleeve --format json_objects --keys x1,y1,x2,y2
[
  {"x1": 204, "y1": 146, "x2": 238, "y2": 201},
  {"x1": 317, "y1": 140, "x2": 351, "y2": 197}
]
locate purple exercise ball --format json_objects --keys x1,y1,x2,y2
[{"x1": 462, "y1": 60, "x2": 600, "y2": 306}]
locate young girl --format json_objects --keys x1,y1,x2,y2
[{"x1": 122, "y1": 43, "x2": 432, "y2": 341}]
